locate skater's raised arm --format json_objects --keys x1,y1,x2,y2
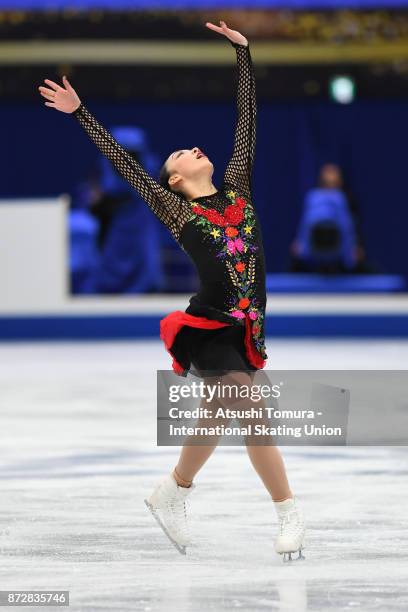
[
  {"x1": 71, "y1": 102, "x2": 189, "y2": 240},
  {"x1": 38, "y1": 76, "x2": 189, "y2": 242},
  {"x1": 206, "y1": 21, "x2": 256, "y2": 200},
  {"x1": 223, "y1": 41, "x2": 257, "y2": 199}
]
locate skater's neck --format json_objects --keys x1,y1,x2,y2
[{"x1": 184, "y1": 179, "x2": 218, "y2": 202}]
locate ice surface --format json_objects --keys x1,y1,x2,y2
[{"x1": 0, "y1": 340, "x2": 407, "y2": 611}]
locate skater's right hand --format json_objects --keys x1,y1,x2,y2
[{"x1": 38, "y1": 75, "x2": 81, "y2": 114}]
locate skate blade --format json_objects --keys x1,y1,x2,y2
[
  {"x1": 144, "y1": 499, "x2": 187, "y2": 556},
  {"x1": 280, "y1": 548, "x2": 306, "y2": 563}
]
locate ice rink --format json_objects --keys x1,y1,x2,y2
[{"x1": 1, "y1": 339, "x2": 407, "y2": 611}]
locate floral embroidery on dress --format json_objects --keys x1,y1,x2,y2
[{"x1": 189, "y1": 189, "x2": 267, "y2": 360}]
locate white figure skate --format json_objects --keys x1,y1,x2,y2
[
  {"x1": 274, "y1": 495, "x2": 306, "y2": 562},
  {"x1": 144, "y1": 473, "x2": 195, "y2": 555}
]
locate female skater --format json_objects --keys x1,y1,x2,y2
[{"x1": 38, "y1": 20, "x2": 306, "y2": 561}]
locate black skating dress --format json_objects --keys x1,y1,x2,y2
[{"x1": 72, "y1": 40, "x2": 268, "y2": 378}]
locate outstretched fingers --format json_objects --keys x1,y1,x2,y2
[
  {"x1": 205, "y1": 20, "x2": 228, "y2": 35},
  {"x1": 38, "y1": 86, "x2": 56, "y2": 101},
  {"x1": 38, "y1": 74, "x2": 79, "y2": 113},
  {"x1": 43, "y1": 78, "x2": 63, "y2": 91},
  {"x1": 62, "y1": 75, "x2": 74, "y2": 92}
]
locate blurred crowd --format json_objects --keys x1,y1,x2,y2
[
  {"x1": 70, "y1": 128, "x2": 377, "y2": 294},
  {"x1": 218, "y1": 9, "x2": 408, "y2": 44},
  {"x1": 290, "y1": 163, "x2": 375, "y2": 275},
  {"x1": 2, "y1": 8, "x2": 408, "y2": 45},
  {"x1": 69, "y1": 124, "x2": 196, "y2": 295}
]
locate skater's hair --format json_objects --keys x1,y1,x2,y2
[
  {"x1": 159, "y1": 160, "x2": 172, "y2": 191},
  {"x1": 159, "y1": 159, "x2": 187, "y2": 200}
]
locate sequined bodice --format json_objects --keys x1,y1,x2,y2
[{"x1": 180, "y1": 184, "x2": 266, "y2": 312}]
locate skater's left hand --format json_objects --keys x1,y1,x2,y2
[
  {"x1": 38, "y1": 75, "x2": 81, "y2": 113},
  {"x1": 205, "y1": 20, "x2": 248, "y2": 47}
]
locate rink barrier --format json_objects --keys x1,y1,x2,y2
[{"x1": 1, "y1": 314, "x2": 408, "y2": 339}]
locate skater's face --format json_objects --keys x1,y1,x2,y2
[{"x1": 165, "y1": 147, "x2": 213, "y2": 191}]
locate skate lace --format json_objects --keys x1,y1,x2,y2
[
  {"x1": 279, "y1": 509, "x2": 301, "y2": 536},
  {"x1": 167, "y1": 498, "x2": 190, "y2": 538}
]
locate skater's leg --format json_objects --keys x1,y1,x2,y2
[
  {"x1": 245, "y1": 445, "x2": 293, "y2": 501},
  {"x1": 174, "y1": 377, "x2": 232, "y2": 486},
  {"x1": 213, "y1": 370, "x2": 305, "y2": 559},
  {"x1": 215, "y1": 370, "x2": 293, "y2": 501}
]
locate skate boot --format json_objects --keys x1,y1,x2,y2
[
  {"x1": 144, "y1": 472, "x2": 195, "y2": 555},
  {"x1": 274, "y1": 495, "x2": 306, "y2": 562}
]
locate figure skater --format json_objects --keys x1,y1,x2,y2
[{"x1": 38, "y1": 20, "x2": 306, "y2": 561}]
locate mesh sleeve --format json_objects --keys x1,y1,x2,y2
[
  {"x1": 223, "y1": 41, "x2": 257, "y2": 200},
  {"x1": 72, "y1": 103, "x2": 191, "y2": 242}
]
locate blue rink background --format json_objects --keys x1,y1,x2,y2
[{"x1": 1, "y1": 313, "x2": 408, "y2": 340}]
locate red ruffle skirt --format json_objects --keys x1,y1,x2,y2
[{"x1": 159, "y1": 310, "x2": 266, "y2": 376}]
